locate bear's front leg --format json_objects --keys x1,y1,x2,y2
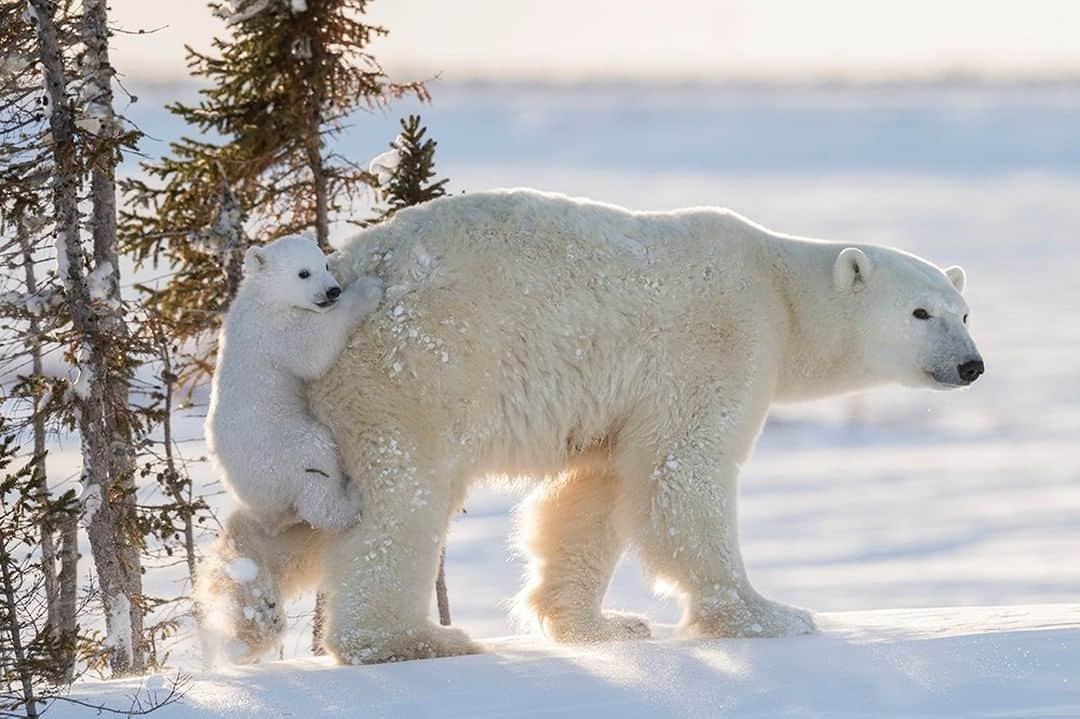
[
  {"x1": 629, "y1": 453, "x2": 814, "y2": 639},
  {"x1": 319, "y1": 434, "x2": 481, "y2": 663}
]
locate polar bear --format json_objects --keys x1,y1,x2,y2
[
  {"x1": 210, "y1": 189, "x2": 984, "y2": 664},
  {"x1": 205, "y1": 235, "x2": 382, "y2": 534}
]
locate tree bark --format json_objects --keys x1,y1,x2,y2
[
  {"x1": 436, "y1": 548, "x2": 451, "y2": 626},
  {"x1": 16, "y1": 217, "x2": 57, "y2": 624},
  {"x1": 0, "y1": 535, "x2": 40, "y2": 718},
  {"x1": 15, "y1": 213, "x2": 77, "y2": 681},
  {"x1": 81, "y1": 0, "x2": 145, "y2": 675},
  {"x1": 30, "y1": 0, "x2": 144, "y2": 675},
  {"x1": 312, "y1": 592, "x2": 326, "y2": 655},
  {"x1": 306, "y1": 131, "x2": 330, "y2": 253}
]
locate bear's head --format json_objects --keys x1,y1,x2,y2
[
  {"x1": 242, "y1": 235, "x2": 342, "y2": 313},
  {"x1": 833, "y1": 246, "x2": 984, "y2": 390}
]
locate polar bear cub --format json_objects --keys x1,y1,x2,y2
[{"x1": 206, "y1": 235, "x2": 382, "y2": 533}]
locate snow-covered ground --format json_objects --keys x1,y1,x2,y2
[
  {"x1": 36, "y1": 81, "x2": 1080, "y2": 715},
  {"x1": 50, "y1": 605, "x2": 1080, "y2": 718}
]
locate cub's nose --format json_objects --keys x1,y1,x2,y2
[
  {"x1": 326, "y1": 286, "x2": 341, "y2": 301},
  {"x1": 958, "y1": 359, "x2": 985, "y2": 384}
]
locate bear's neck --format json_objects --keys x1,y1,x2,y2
[{"x1": 768, "y1": 236, "x2": 879, "y2": 403}]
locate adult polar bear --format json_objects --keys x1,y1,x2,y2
[{"x1": 268, "y1": 189, "x2": 981, "y2": 663}]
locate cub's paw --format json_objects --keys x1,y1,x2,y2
[
  {"x1": 295, "y1": 471, "x2": 363, "y2": 531},
  {"x1": 328, "y1": 623, "x2": 483, "y2": 665},
  {"x1": 344, "y1": 276, "x2": 384, "y2": 315}
]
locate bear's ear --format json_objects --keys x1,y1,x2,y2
[
  {"x1": 833, "y1": 247, "x2": 874, "y2": 292},
  {"x1": 243, "y1": 246, "x2": 267, "y2": 275},
  {"x1": 945, "y1": 265, "x2": 966, "y2": 294}
]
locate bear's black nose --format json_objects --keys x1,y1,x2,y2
[
  {"x1": 326, "y1": 286, "x2": 341, "y2": 300},
  {"x1": 958, "y1": 359, "x2": 984, "y2": 383}
]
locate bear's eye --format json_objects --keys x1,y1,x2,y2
[
  {"x1": 913, "y1": 308, "x2": 931, "y2": 320},
  {"x1": 963, "y1": 314, "x2": 969, "y2": 325},
  {"x1": 298, "y1": 269, "x2": 310, "y2": 279},
  {"x1": 325, "y1": 263, "x2": 330, "y2": 271}
]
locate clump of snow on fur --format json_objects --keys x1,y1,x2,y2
[
  {"x1": 290, "y1": 0, "x2": 308, "y2": 12},
  {"x1": 225, "y1": 557, "x2": 259, "y2": 584}
]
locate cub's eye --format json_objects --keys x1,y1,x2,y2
[
  {"x1": 913, "y1": 308, "x2": 931, "y2": 320},
  {"x1": 298, "y1": 269, "x2": 311, "y2": 279},
  {"x1": 963, "y1": 314, "x2": 969, "y2": 324},
  {"x1": 325, "y1": 263, "x2": 330, "y2": 270}
]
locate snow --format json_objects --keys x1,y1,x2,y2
[
  {"x1": 367, "y1": 134, "x2": 406, "y2": 186},
  {"x1": 1, "y1": 287, "x2": 62, "y2": 316},
  {"x1": 53, "y1": 230, "x2": 69, "y2": 283},
  {"x1": 79, "y1": 483, "x2": 102, "y2": 525},
  {"x1": 225, "y1": 557, "x2": 259, "y2": 584},
  {"x1": 290, "y1": 0, "x2": 308, "y2": 13},
  {"x1": 47, "y1": 605, "x2": 1080, "y2": 718},
  {"x1": 220, "y1": 0, "x2": 271, "y2": 26},
  {"x1": 102, "y1": 593, "x2": 133, "y2": 665},
  {"x1": 69, "y1": 344, "x2": 94, "y2": 400},
  {"x1": 368, "y1": 147, "x2": 401, "y2": 186},
  {"x1": 87, "y1": 260, "x2": 113, "y2": 302}
]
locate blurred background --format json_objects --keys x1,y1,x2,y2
[{"x1": 93, "y1": 0, "x2": 1080, "y2": 652}]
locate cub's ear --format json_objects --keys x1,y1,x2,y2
[
  {"x1": 243, "y1": 246, "x2": 267, "y2": 275},
  {"x1": 945, "y1": 265, "x2": 966, "y2": 294},
  {"x1": 833, "y1": 247, "x2": 874, "y2": 292}
]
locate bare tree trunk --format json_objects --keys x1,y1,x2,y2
[
  {"x1": 304, "y1": 37, "x2": 330, "y2": 255},
  {"x1": 30, "y1": 0, "x2": 143, "y2": 676},
  {"x1": 16, "y1": 218, "x2": 57, "y2": 624},
  {"x1": 436, "y1": 548, "x2": 451, "y2": 626},
  {"x1": 82, "y1": 0, "x2": 145, "y2": 675},
  {"x1": 306, "y1": 132, "x2": 330, "y2": 253},
  {"x1": 154, "y1": 325, "x2": 196, "y2": 586},
  {"x1": 311, "y1": 592, "x2": 326, "y2": 655},
  {"x1": 14, "y1": 214, "x2": 77, "y2": 682},
  {"x1": 55, "y1": 511, "x2": 78, "y2": 682},
  {"x1": 214, "y1": 174, "x2": 246, "y2": 302},
  {"x1": 0, "y1": 536, "x2": 40, "y2": 718}
]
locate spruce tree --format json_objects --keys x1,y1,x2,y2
[
  {"x1": 0, "y1": 415, "x2": 79, "y2": 716},
  {"x1": 368, "y1": 114, "x2": 449, "y2": 225},
  {"x1": 121, "y1": 0, "x2": 427, "y2": 387},
  {"x1": 0, "y1": 0, "x2": 81, "y2": 683}
]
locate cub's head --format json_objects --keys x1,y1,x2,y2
[
  {"x1": 834, "y1": 246, "x2": 984, "y2": 390},
  {"x1": 242, "y1": 235, "x2": 341, "y2": 312}
]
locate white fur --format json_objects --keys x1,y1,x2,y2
[
  {"x1": 208, "y1": 190, "x2": 983, "y2": 664},
  {"x1": 205, "y1": 235, "x2": 383, "y2": 534}
]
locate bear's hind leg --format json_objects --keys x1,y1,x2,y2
[
  {"x1": 197, "y1": 510, "x2": 329, "y2": 664},
  {"x1": 320, "y1": 435, "x2": 481, "y2": 664},
  {"x1": 197, "y1": 511, "x2": 285, "y2": 663},
  {"x1": 517, "y1": 464, "x2": 649, "y2": 642}
]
